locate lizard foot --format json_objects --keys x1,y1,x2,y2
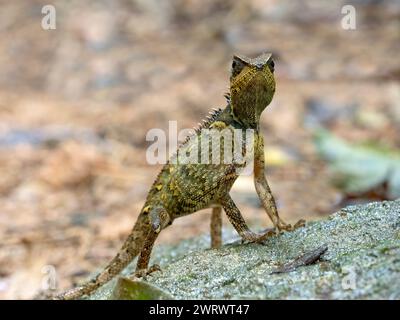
[
  {"x1": 132, "y1": 264, "x2": 162, "y2": 279},
  {"x1": 241, "y1": 228, "x2": 275, "y2": 244},
  {"x1": 276, "y1": 219, "x2": 306, "y2": 233}
]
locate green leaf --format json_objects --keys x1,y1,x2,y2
[
  {"x1": 109, "y1": 277, "x2": 174, "y2": 300},
  {"x1": 314, "y1": 129, "x2": 400, "y2": 199}
]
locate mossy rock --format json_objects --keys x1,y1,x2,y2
[{"x1": 91, "y1": 200, "x2": 400, "y2": 300}]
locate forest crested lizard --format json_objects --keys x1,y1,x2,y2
[{"x1": 55, "y1": 53, "x2": 305, "y2": 299}]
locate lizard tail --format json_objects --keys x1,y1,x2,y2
[{"x1": 54, "y1": 212, "x2": 149, "y2": 300}]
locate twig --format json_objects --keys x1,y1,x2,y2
[{"x1": 271, "y1": 244, "x2": 328, "y2": 274}]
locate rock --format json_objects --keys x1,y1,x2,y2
[{"x1": 91, "y1": 200, "x2": 400, "y2": 300}]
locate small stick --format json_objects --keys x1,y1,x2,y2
[{"x1": 272, "y1": 244, "x2": 328, "y2": 274}]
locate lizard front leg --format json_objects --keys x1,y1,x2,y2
[
  {"x1": 253, "y1": 133, "x2": 305, "y2": 232},
  {"x1": 133, "y1": 207, "x2": 170, "y2": 278},
  {"x1": 221, "y1": 194, "x2": 274, "y2": 243},
  {"x1": 210, "y1": 205, "x2": 222, "y2": 248}
]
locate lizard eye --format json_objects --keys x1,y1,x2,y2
[
  {"x1": 231, "y1": 57, "x2": 245, "y2": 77},
  {"x1": 268, "y1": 59, "x2": 275, "y2": 73}
]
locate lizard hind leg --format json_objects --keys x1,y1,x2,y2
[
  {"x1": 54, "y1": 209, "x2": 153, "y2": 300},
  {"x1": 210, "y1": 206, "x2": 222, "y2": 248},
  {"x1": 133, "y1": 206, "x2": 170, "y2": 279}
]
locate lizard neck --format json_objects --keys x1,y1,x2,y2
[{"x1": 227, "y1": 102, "x2": 259, "y2": 130}]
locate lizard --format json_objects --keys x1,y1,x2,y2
[{"x1": 55, "y1": 52, "x2": 305, "y2": 300}]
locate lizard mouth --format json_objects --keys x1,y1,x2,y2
[{"x1": 251, "y1": 71, "x2": 275, "y2": 95}]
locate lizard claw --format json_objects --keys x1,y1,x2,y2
[
  {"x1": 132, "y1": 264, "x2": 162, "y2": 279},
  {"x1": 293, "y1": 219, "x2": 306, "y2": 229},
  {"x1": 241, "y1": 229, "x2": 275, "y2": 244},
  {"x1": 276, "y1": 219, "x2": 306, "y2": 232}
]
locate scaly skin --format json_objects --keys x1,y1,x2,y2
[{"x1": 55, "y1": 53, "x2": 305, "y2": 300}]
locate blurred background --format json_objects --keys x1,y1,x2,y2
[{"x1": 0, "y1": 0, "x2": 399, "y2": 299}]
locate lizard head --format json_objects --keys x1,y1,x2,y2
[{"x1": 229, "y1": 53, "x2": 276, "y2": 128}]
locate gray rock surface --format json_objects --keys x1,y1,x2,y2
[{"x1": 92, "y1": 200, "x2": 400, "y2": 300}]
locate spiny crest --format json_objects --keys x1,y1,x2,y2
[
  {"x1": 224, "y1": 92, "x2": 231, "y2": 103},
  {"x1": 181, "y1": 107, "x2": 223, "y2": 146},
  {"x1": 157, "y1": 107, "x2": 224, "y2": 172}
]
